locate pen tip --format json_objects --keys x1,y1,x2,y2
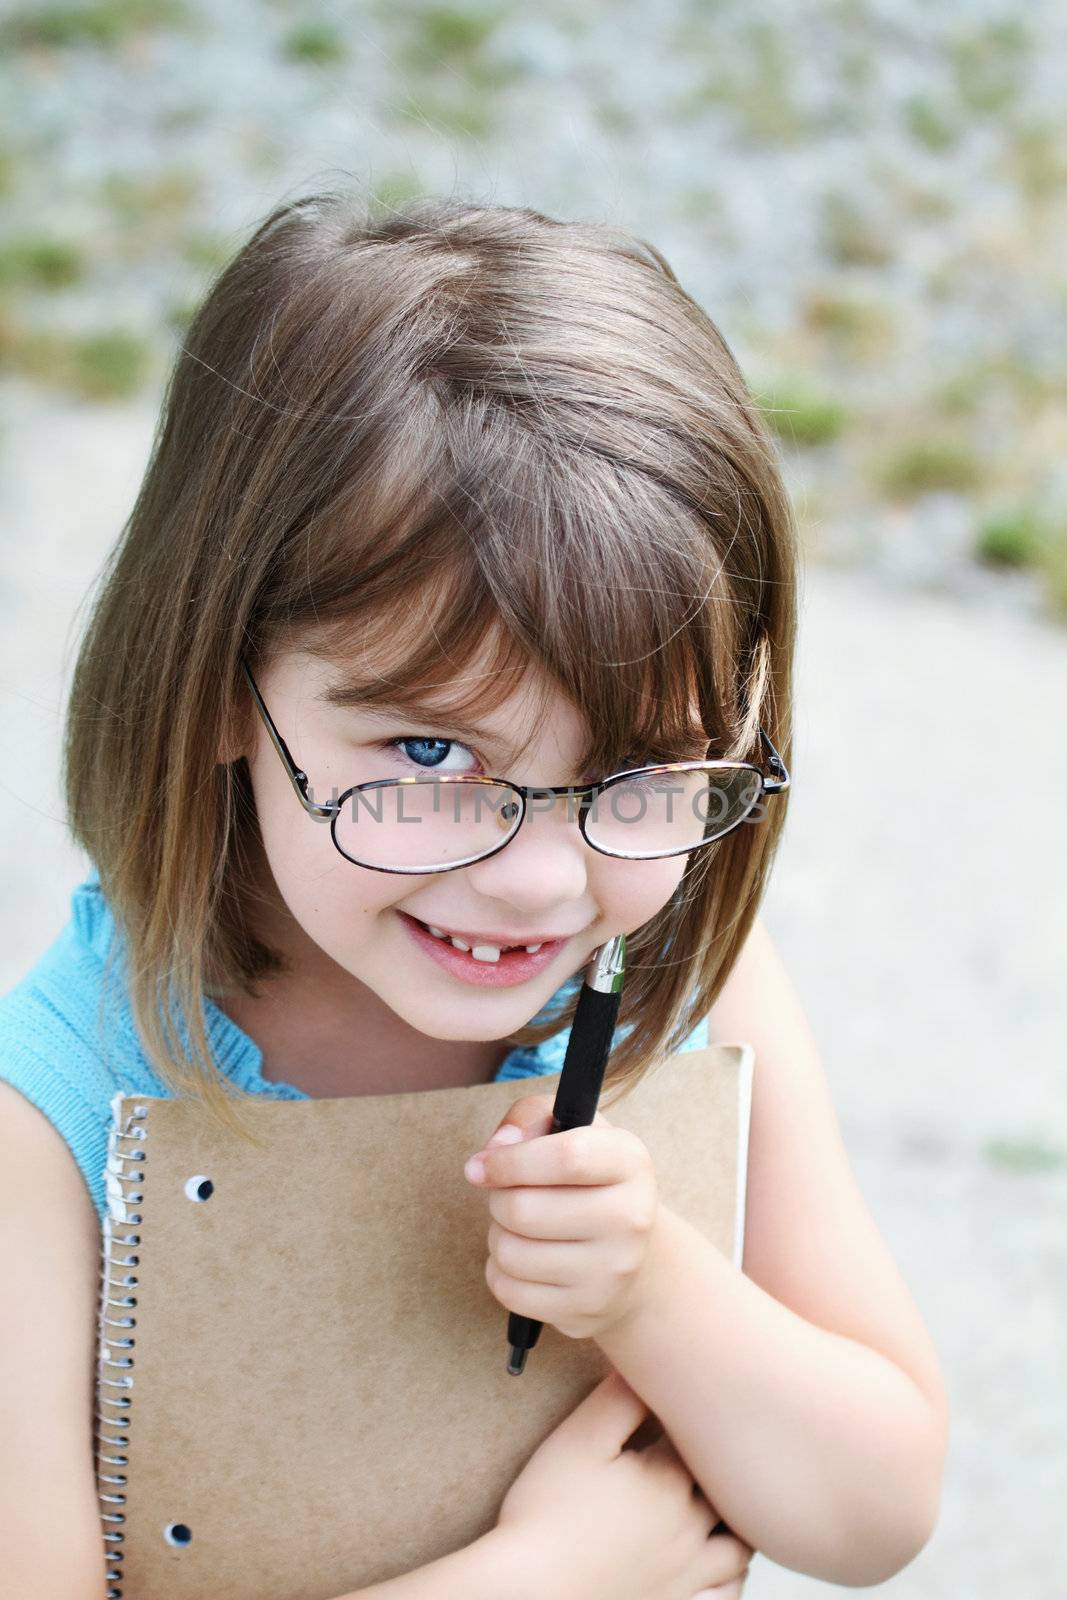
[{"x1": 506, "y1": 1344, "x2": 527, "y2": 1376}]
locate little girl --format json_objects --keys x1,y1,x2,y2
[{"x1": 0, "y1": 192, "x2": 947, "y2": 1600}]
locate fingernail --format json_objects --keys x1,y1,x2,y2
[
  {"x1": 464, "y1": 1154, "x2": 486, "y2": 1183},
  {"x1": 487, "y1": 1125, "x2": 524, "y2": 1147}
]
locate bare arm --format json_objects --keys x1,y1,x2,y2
[
  {"x1": 333, "y1": 1528, "x2": 523, "y2": 1600},
  {"x1": 595, "y1": 917, "x2": 948, "y2": 1586},
  {"x1": 596, "y1": 1205, "x2": 944, "y2": 1585},
  {"x1": 0, "y1": 1081, "x2": 112, "y2": 1600}
]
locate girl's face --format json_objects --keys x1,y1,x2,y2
[{"x1": 237, "y1": 640, "x2": 691, "y2": 1044}]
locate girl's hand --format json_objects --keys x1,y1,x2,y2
[
  {"x1": 464, "y1": 1093, "x2": 665, "y2": 1341},
  {"x1": 493, "y1": 1367, "x2": 754, "y2": 1600}
]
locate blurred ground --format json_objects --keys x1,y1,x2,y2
[
  {"x1": 2, "y1": 0, "x2": 1067, "y2": 607},
  {"x1": 1, "y1": 0, "x2": 1066, "y2": 1594}
]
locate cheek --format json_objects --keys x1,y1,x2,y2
[
  {"x1": 594, "y1": 855, "x2": 688, "y2": 924},
  {"x1": 248, "y1": 758, "x2": 400, "y2": 934},
  {"x1": 251, "y1": 759, "x2": 331, "y2": 877},
  {"x1": 270, "y1": 848, "x2": 410, "y2": 971}
]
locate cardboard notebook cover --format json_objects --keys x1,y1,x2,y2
[{"x1": 96, "y1": 1040, "x2": 754, "y2": 1600}]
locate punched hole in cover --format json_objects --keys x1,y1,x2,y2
[
  {"x1": 184, "y1": 1175, "x2": 214, "y2": 1202},
  {"x1": 164, "y1": 1522, "x2": 193, "y2": 1546}
]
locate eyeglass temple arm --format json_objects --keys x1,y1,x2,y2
[
  {"x1": 240, "y1": 658, "x2": 335, "y2": 820},
  {"x1": 758, "y1": 725, "x2": 790, "y2": 793}
]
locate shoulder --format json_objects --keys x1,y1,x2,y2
[{"x1": 706, "y1": 915, "x2": 949, "y2": 1419}]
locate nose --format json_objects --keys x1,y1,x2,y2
[{"x1": 466, "y1": 787, "x2": 592, "y2": 903}]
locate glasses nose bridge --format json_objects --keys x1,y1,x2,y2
[
  {"x1": 475, "y1": 782, "x2": 593, "y2": 880},
  {"x1": 513, "y1": 781, "x2": 593, "y2": 833}
]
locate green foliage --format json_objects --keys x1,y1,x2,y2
[
  {"x1": 974, "y1": 507, "x2": 1047, "y2": 568},
  {"x1": 0, "y1": 234, "x2": 86, "y2": 289},
  {"x1": 899, "y1": 183, "x2": 955, "y2": 224},
  {"x1": 100, "y1": 168, "x2": 201, "y2": 226},
  {"x1": 1001, "y1": 117, "x2": 1067, "y2": 206},
  {"x1": 903, "y1": 96, "x2": 960, "y2": 152},
  {"x1": 672, "y1": 186, "x2": 729, "y2": 229},
  {"x1": 98, "y1": 168, "x2": 202, "y2": 263},
  {"x1": 801, "y1": 290, "x2": 896, "y2": 360},
  {"x1": 934, "y1": 352, "x2": 1056, "y2": 418},
  {"x1": 753, "y1": 377, "x2": 847, "y2": 448},
  {"x1": 982, "y1": 1138, "x2": 1065, "y2": 1174},
  {"x1": 675, "y1": 18, "x2": 811, "y2": 145},
  {"x1": 396, "y1": 89, "x2": 492, "y2": 139},
  {"x1": 281, "y1": 23, "x2": 347, "y2": 65},
  {"x1": 179, "y1": 229, "x2": 234, "y2": 272},
  {"x1": 0, "y1": 0, "x2": 191, "y2": 50},
  {"x1": 393, "y1": 1, "x2": 519, "y2": 125},
  {"x1": 876, "y1": 438, "x2": 983, "y2": 498},
  {"x1": 822, "y1": 190, "x2": 894, "y2": 268},
  {"x1": 368, "y1": 172, "x2": 425, "y2": 214},
  {"x1": 401, "y1": 2, "x2": 518, "y2": 88},
  {"x1": 950, "y1": 20, "x2": 1031, "y2": 116},
  {"x1": 1038, "y1": 529, "x2": 1067, "y2": 619},
  {"x1": 416, "y1": 4, "x2": 499, "y2": 60},
  {"x1": 975, "y1": 505, "x2": 1067, "y2": 618},
  {"x1": 66, "y1": 328, "x2": 153, "y2": 398},
  {"x1": 163, "y1": 298, "x2": 199, "y2": 337},
  {"x1": 0, "y1": 323, "x2": 153, "y2": 399}
]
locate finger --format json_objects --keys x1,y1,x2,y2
[
  {"x1": 482, "y1": 1095, "x2": 557, "y2": 1148},
  {"x1": 700, "y1": 1534, "x2": 755, "y2": 1587},
  {"x1": 694, "y1": 1555, "x2": 753, "y2": 1596},
  {"x1": 487, "y1": 1220, "x2": 593, "y2": 1283},
  {"x1": 487, "y1": 1182, "x2": 617, "y2": 1238},
  {"x1": 546, "y1": 1369, "x2": 650, "y2": 1462},
  {"x1": 485, "y1": 1258, "x2": 592, "y2": 1324},
  {"x1": 474, "y1": 1124, "x2": 645, "y2": 1188}
]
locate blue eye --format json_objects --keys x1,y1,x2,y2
[
  {"x1": 395, "y1": 737, "x2": 449, "y2": 768},
  {"x1": 385, "y1": 737, "x2": 479, "y2": 775}
]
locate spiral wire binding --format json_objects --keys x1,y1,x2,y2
[{"x1": 95, "y1": 1094, "x2": 148, "y2": 1600}]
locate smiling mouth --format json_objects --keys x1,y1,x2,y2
[{"x1": 406, "y1": 914, "x2": 552, "y2": 957}]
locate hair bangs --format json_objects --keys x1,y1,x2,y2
[{"x1": 286, "y1": 409, "x2": 738, "y2": 782}]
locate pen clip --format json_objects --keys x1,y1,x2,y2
[{"x1": 584, "y1": 932, "x2": 626, "y2": 993}]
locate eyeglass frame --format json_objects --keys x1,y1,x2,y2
[{"x1": 238, "y1": 657, "x2": 790, "y2": 875}]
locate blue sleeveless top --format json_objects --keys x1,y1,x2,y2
[{"x1": 0, "y1": 869, "x2": 708, "y2": 1224}]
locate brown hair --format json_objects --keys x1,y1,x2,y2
[{"x1": 63, "y1": 189, "x2": 797, "y2": 1139}]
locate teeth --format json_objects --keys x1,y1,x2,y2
[{"x1": 420, "y1": 921, "x2": 543, "y2": 960}]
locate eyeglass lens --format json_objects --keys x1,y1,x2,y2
[{"x1": 327, "y1": 766, "x2": 763, "y2": 870}]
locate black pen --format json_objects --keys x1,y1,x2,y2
[{"x1": 505, "y1": 932, "x2": 627, "y2": 1377}]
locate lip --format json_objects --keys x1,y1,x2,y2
[{"x1": 397, "y1": 911, "x2": 574, "y2": 988}]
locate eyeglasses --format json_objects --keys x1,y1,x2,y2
[{"x1": 240, "y1": 658, "x2": 790, "y2": 875}]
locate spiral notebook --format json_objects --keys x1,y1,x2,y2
[{"x1": 95, "y1": 1040, "x2": 754, "y2": 1600}]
